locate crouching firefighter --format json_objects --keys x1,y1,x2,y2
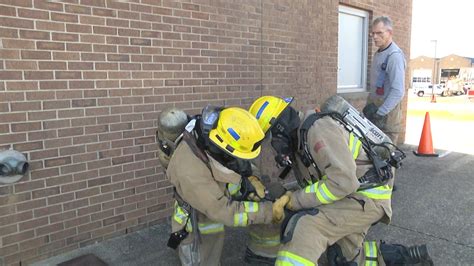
[
  {"x1": 248, "y1": 96, "x2": 433, "y2": 266},
  {"x1": 158, "y1": 105, "x2": 291, "y2": 266}
]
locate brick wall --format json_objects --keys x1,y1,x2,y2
[{"x1": 0, "y1": 0, "x2": 411, "y2": 265}]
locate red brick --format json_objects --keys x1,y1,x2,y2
[
  {"x1": 43, "y1": 119, "x2": 70, "y2": 130},
  {"x1": 43, "y1": 100, "x2": 71, "y2": 110},
  {"x1": 24, "y1": 71, "x2": 54, "y2": 80},
  {"x1": 36, "y1": 222, "x2": 64, "y2": 236},
  {"x1": 19, "y1": 235, "x2": 49, "y2": 251},
  {"x1": 13, "y1": 141, "x2": 43, "y2": 152},
  {"x1": 69, "y1": 80, "x2": 94, "y2": 89},
  {"x1": 31, "y1": 167, "x2": 61, "y2": 182},
  {"x1": 55, "y1": 71, "x2": 82, "y2": 79},
  {"x1": 38, "y1": 62, "x2": 67, "y2": 70},
  {"x1": 89, "y1": 192, "x2": 113, "y2": 205},
  {"x1": 106, "y1": 36, "x2": 129, "y2": 45},
  {"x1": 53, "y1": 51, "x2": 80, "y2": 60},
  {"x1": 33, "y1": 204, "x2": 62, "y2": 218},
  {"x1": 49, "y1": 210, "x2": 76, "y2": 224},
  {"x1": 10, "y1": 102, "x2": 41, "y2": 112},
  {"x1": 102, "y1": 214, "x2": 125, "y2": 226},
  {"x1": 21, "y1": 50, "x2": 51, "y2": 60},
  {"x1": 11, "y1": 122, "x2": 41, "y2": 132},
  {"x1": 20, "y1": 30, "x2": 50, "y2": 40},
  {"x1": 51, "y1": 12, "x2": 78, "y2": 22},
  {"x1": 32, "y1": 186, "x2": 60, "y2": 199},
  {"x1": 52, "y1": 32, "x2": 79, "y2": 42},
  {"x1": 0, "y1": 50, "x2": 20, "y2": 60},
  {"x1": 66, "y1": 24, "x2": 92, "y2": 33},
  {"x1": 2, "y1": 230, "x2": 35, "y2": 246},
  {"x1": 14, "y1": 180, "x2": 45, "y2": 193},
  {"x1": 0, "y1": 224, "x2": 18, "y2": 241},
  {"x1": 65, "y1": 4, "x2": 91, "y2": 14},
  {"x1": 5, "y1": 60, "x2": 38, "y2": 70},
  {"x1": 33, "y1": 0, "x2": 64, "y2": 11},
  {"x1": 45, "y1": 156, "x2": 72, "y2": 168},
  {"x1": 61, "y1": 163, "x2": 87, "y2": 175},
  {"x1": 107, "y1": 54, "x2": 130, "y2": 62},
  {"x1": 66, "y1": 232, "x2": 91, "y2": 245},
  {"x1": 0, "y1": 71, "x2": 22, "y2": 80},
  {"x1": 0, "y1": 210, "x2": 32, "y2": 227},
  {"x1": 63, "y1": 197, "x2": 88, "y2": 211},
  {"x1": 80, "y1": 15, "x2": 106, "y2": 26},
  {"x1": 3, "y1": 39, "x2": 35, "y2": 50},
  {"x1": 36, "y1": 41, "x2": 65, "y2": 51},
  {"x1": 0, "y1": 5, "x2": 16, "y2": 16},
  {"x1": 66, "y1": 43, "x2": 92, "y2": 52},
  {"x1": 77, "y1": 204, "x2": 102, "y2": 217},
  {"x1": 18, "y1": 216, "x2": 48, "y2": 231},
  {"x1": 47, "y1": 192, "x2": 74, "y2": 205},
  {"x1": 36, "y1": 20, "x2": 66, "y2": 31},
  {"x1": 77, "y1": 220, "x2": 102, "y2": 234},
  {"x1": 0, "y1": 17, "x2": 34, "y2": 29}
]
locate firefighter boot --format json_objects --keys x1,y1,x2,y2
[
  {"x1": 327, "y1": 244, "x2": 357, "y2": 266},
  {"x1": 380, "y1": 243, "x2": 434, "y2": 266},
  {"x1": 244, "y1": 247, "x2": 276, "y2": 265}
]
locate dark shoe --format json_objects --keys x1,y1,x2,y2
[
  {"x1": 406, "y1": 245, "x2": 433, "y2": 266},
  {"x1": 244, "y1": 247, "x2": 276, "y2": 265},
  {"x1": 381, "y1": 243, "x2": 433, "y2": 266}
]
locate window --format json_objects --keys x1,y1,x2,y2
[{"x1": 337, "y1": 6, "x2": 369, "y2": 93}]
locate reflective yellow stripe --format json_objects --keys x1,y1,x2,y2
[
  {"x1": 198, "y1": 222, "x2": 224, "y2": 234},
  {"x1": 173, "y1": 201, "x2": 188, "y2": 225},
  {"x1": 186, "y1": 222, "x2": 224, "y2": 234},
  {"x1": 364, "y1": 241, "x2": 378, "y2": 266},
  {"x1": 276, "y1": 250, "x2": 315, "y2": 266},
  {"x1": 227, "y1": 182, "x2": 241, "y2": 196},
  {"x1": 243, "y1": 201, "x2": 259, "y2": 213},
  {"x1": 349, "y1": 133, "x2": 362, "y2": 159},
  {"x1": 249, "y1": 232, "x2": 280, "y2": 247},
  {"x1": 357, "y1": 185, "x2": 392, "y2": 199},
  {"x1": 186, "y1": 222, "x2": 192, "y2": 232},
  {"x1": 305, "y1": 181, "x2": 339, "y2": 204},
  {"x1": 233, "y1": 213, "x2": 248, "y2": 227}
]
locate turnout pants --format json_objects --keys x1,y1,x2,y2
[
  {"x1": 178, "y1": 231, "x2": 224, "y2": 266},
  {"x1": 367, "y1": 98, "x2": 402, "y2": 144},
  {"x1": 276, "y1": 197, "x2": 386, "y2": 265},
  {"x1": 247, "y1": 223, "x2": 281, "y2": 258}
]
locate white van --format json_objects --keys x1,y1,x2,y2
[{"x1": 413, "y1": 84, "x2": 445, "y2": 97}]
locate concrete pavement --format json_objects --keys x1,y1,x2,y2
[{"x1": 33, "y1": 144, "x2": 474, "y2": 266}]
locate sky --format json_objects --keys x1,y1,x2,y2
[{"x1": 410, "y1": 0, "x2": 474, "y2": 59}]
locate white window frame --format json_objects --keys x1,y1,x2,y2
[{"x1": 337, "y1": 6, "x2": 369, "y2": 93}]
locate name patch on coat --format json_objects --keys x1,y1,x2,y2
[{"x1": 313, "y1": 141, "x2": 326, "y2": 153}]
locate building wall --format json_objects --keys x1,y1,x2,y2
[
  {"x1": 438, "y1": 54, "x2": 471, "y2": 70},
  {"x1": 409, "y1": 54, "x2": 472, "y2": 84},
  {"x1": 0, "y1": 0, "x2": 411, "y2": 264}
]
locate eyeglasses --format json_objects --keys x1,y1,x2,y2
[{"x1": 369, "y1": 31, "x2": 387, "y2": 37}]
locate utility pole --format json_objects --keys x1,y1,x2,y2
[{"x1": 430, "y1": 40, "x2": 438, "y2": 103}]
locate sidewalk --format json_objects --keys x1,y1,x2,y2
[{"x1": 33, "y1": 144, "x2": 474, "y2": 265}]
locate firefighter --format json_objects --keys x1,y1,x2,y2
[
  {"x1": 242, "y1": 97, "x2": 295, "y2": 264},
  {"x1": 163, "y1": 105, "x2": 290, "y2": 266},
  {"x1": 249, "y1": 96, "x2": 433, "y2": 266}
]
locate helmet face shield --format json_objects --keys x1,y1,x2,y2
[
  {"x1": 208, "y1": 107, "x2": 265, "y2": 160},
  {"x1": 249, "y1": 96, "x2": 293, "y2": 133}
]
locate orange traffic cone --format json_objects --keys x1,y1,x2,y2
[{"x1": 413, "y1": 112, "x2": 438, "y2": 157}]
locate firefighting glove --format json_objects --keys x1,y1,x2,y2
[
  {"x1": 372, "y1": 113, "x2": 387, "y2": 129},
  {"x1": 363, "y1": 103, "x2": 378, "y2": 120},
  {"x1": 284, "y1": 191, "x2": 296, "y2": 211},
  {"x1": 246, "y1": 175, "x2": 266, "y2": 201},
  {"x1": 272, "y1": 191, "x2": 291, "y2": 224}
]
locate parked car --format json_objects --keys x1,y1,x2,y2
[{"x1": 413, "y1": 84, "x2": 445, "y2": 97}]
